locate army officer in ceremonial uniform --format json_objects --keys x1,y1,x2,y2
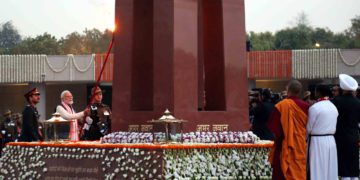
[
  {"x1": 82, "y1": 86, "x2": 111, "y2": 140},
  {"x1": 19, "y1": 88, "x2": 43, "y2": 142}
]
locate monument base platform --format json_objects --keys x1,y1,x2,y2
[{"x1": 1, "y1": 141, "x2": 273, "y2": 179}]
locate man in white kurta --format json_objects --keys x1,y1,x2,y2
[
  {"x1": 307, "y1": 85, "x2": 339, "y2": 180},
  {"x1": 56, "y1": 90, "x2": 87, "y2": 141}
]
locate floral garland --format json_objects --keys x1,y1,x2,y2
[
  {"x1": 3, "y1": 142, "x2": 360, "y2": 179},
  {"x1": 292, "y1": 49, "x2": 338, "y2": 79},
  {"x1": 100, "y1": 131, "x2": 261, "y2": 144},
  {"x1": 2, "y1": 130, "x2": 272, "y2": 179},
  {"x1": 0, "y1": 54, "x2": 94, "y2": 83},
  {"x1": 6, "y1": 141, "x2": 273, "y2": 149},
  {"x1": 0, "y1": 54, "x2": 46, "y2": 83},
  {"x1": 101, "y1": 132, "x2": 153, "y2": 144},
  {"x1": 182, "y1": 131, "x2": 260, "y2": 143},
  {"x1": 46, "y1": 54, "x2": 95, "y2": 81},
  {"x1": 164, "y1": 148, "x2": 272, "y2": 179},
  {"x1": 45, "y1": 55, "x2": 71, "y2": 73},
  {"x1": 71, "y1": 54, "x2": 95, "y2": 73},
  {"x1": 2, "y1": 142, "x2": 273, "y2": 179},
  {"x1": 0, "y1": 145, "x2": 162, "y2": 179},
  {"x1": 338, "y1": 49, "x2": 360, "y2": 66},
  {"x1": 1, "y1": 145, "x2": 45, "y2": 179},
  {"x1": 45, "y1": 54, "x2": 94, "y2": 73}
]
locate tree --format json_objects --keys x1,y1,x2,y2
[
  {"x1": 248, "y1": 31, "x2": 275, "y2": 50},
  {"x1": 99, "y1": 29, "x2": 113, "y2": 53},
  {"x1": 348, "y1": 15, "x2": 360, "y2": 47},
  {"x1": 83, "y1": 28, "x2": 102, "y2": 53},
  {"x1": 83, "y1": 28, "x2": 113, "y2": 53},
  {"x1": 292, "y1": 11, "x2": 311, "y2": 29},
  {"x1": 310, "y1": 27, "x2": 334, "y2": 48},
  {"x1": 0, "y1": 21, "x2": 21, "y2": 54},
  {"x1": 274, "y1": 27, "x2": 313, "y2": 50},
  {"x1": 11, "y1": 33, "x2": 61, "y2": 54},
  {"x1": 59, "y1": 32, "x2": 85, "y2": 54},
  {"x1": 331, "y1": 33, "x2": 355, "y2": 48},
  {"x1": 273, "y1": 12, "x2": 313, "y2": 50},
  {"x1": 59, "y1": 29, "x2": 112, "y2": 54},
  {"x1": 348, "y1": 15, "x2": 360, "y2": 38}
]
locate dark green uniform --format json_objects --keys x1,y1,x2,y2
[
  {"x1": 19, "y1": 105, "x2": 42, "y2": 142},
  {"x1": 1, "y1": 117, "x2": 17, "y2": 142},
  {"x1": 82, "y1": 103, "x2": 111, "y2": 140}
]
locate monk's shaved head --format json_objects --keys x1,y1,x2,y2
[{"x1": 287, "y1": 80, "x2": 302, "y2": 97}]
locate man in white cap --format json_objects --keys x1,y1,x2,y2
[{"x1": 332, "y1": 74, "x2": 360, "y2": 179}]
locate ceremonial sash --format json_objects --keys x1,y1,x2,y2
[{"x1": 61, "y1": 102, "x2": 79, "y2": 141}]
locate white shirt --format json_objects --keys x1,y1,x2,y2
[
  {"x1": 307, "y1": 100, "x2": 339, "y2": 180},
  {"x1": 307, "y1": 100, "x2": 338, "y2": 135},
  {"x1": 56, "y1": 105, "x2": 84, "y2": 121}
]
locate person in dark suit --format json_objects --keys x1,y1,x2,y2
[
  {"x1": 332, "y1": 74, "x2": 360, "y2": 179},
  {"x1": 252, "y1": 89, "x2": 274, "y2": 140},
  {"x1": 19, "y1": 88, "x2": 43, "y2": 142}
]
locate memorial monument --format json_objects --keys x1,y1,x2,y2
[{"x1": 112, "y1": 0, "x2": 249, "y2": 132}]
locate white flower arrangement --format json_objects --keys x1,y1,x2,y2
[
  {"x1": 101, "y1": 131, "x2": 260, "y2": 144},
  {"x1": 182, "y1": 131, "x2": 260, "y2": 143},
  {"x1": 1, "y1": 137, "x2": 273, "y2": 179},
  {"x1": 163, "y1": 148, "x2": 272, "y2": 179},
  {"x1": 104, "y1": 131, "x2": 154, "y2": 143}
]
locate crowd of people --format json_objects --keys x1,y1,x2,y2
[
  {"x1": 249, "y1": 74, "x2": 360, "y2": 179},
  {"x1": 0, "y1": 86, "x2": 112, "y2": 150}
]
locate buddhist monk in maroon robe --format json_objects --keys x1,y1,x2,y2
[{"x1": 267, "y1": 80, "x2": 309, "y2": 180}]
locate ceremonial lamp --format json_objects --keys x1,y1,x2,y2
[
  {"x1": 148, "y1": 109, "x2": 187, "y2": 143},
  {"x1": 43, "y1": 112, "x2": 72, "y2": 142}
]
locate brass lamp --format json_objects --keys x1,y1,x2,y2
[
  {"x1": 42, "y1": 112, "x2": 72, "y2": 142},
  {"x1": 148, "y1": 109, "x2": 187, "y2": 143}
]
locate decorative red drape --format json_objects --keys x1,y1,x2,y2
[
  {"x1": 95, "y1": 54, "x2": 114, "y2": 83},
  {"x1": 247, "y1": 50, "x2": 292, "y2": 79}
]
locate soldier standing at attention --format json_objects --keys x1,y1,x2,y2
[
  {"x1": 1, "y1": 109, "x2": 18, "y2": 144},
  {"x1": 82, "y1": 86, "x2": 111, "y2": 140},
  {"x1": 20, "y1": 88, "x2": 43, "y2": 142}
]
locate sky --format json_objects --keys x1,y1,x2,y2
[
  {"x1": 245, "y1": 0, "x2": 360, "y2": 33},
  {"x1": 0, "y1": 0, "x2": 359, "y2": 38}
]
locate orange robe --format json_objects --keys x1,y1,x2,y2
[{"x1": 269, "y1": 99, "x2": 308, "y2": 180}]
